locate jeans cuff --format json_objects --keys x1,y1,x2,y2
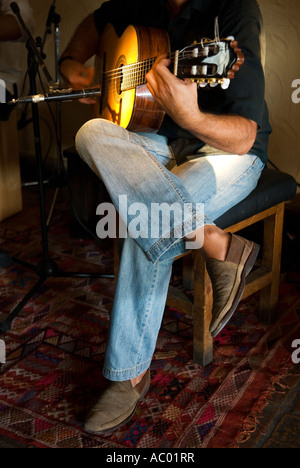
[
  {"x1": 103, "y1": 359, "x2": 152, "y2": 382},
  {"x1": 146, "y1": 212, "x2": 211, "y2": 263}
]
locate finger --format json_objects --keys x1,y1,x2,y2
[
  {"x1": 153, "y1": 53, "x2": 170, "y2": 66},
  {"x1": 146, "y1": 71, "x2": 162, "y2": 99},
  {"x1": 79, "y1": 98, "x2": 97, "y2": 104},
  {"x1": 84, "y1": 66, "x2": 95, "y2": 81},
  {"x1": 145, "y1": 69, "x2": 154, "y2": 87},
  {"x1": 146, "y1": 81, "x2": 155, "y2": 98},
  {"x1": 76, "y1": 67, "x2": 95, "y2": 86},
  {"x1": 69, "y1": 77, "x2": 92, "y2": 89},
  {"x1": 64, "y1": 64, "x2": 95, "y2": 89},
  {"x1": 152, "y1": 63, "x2": 173, "y2": 86}
]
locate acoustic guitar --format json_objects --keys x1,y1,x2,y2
[{"x1": 94, "y1": 23, "x2": 244, "y2": 132}]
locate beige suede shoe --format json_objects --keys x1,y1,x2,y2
[
  {"x1": 84, "y1": 369, "x2": 150, "y2": 435},
  {"x1": 207, "y1": 234, "x2": 260, "y2": 338}
]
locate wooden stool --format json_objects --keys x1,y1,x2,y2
[
  {"x1": 166, "y1": 169, "x2": 297, "y2": 366},
  {"x1": 112, "y1": 169, "x2": 297, "y2": 367},
  {"x1": 0, "y1": 111, "x2": 23, "y2": 222}
]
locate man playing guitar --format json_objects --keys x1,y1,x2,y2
[{"x1": 60, "y1": 0, "x2": 271, "y2": 435}]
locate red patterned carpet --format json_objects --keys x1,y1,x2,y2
[{"x1": 0, "y1": 187, "x2": 299, "y2": 448}]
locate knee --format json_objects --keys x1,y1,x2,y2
[
  {"x1": 75, "y1": 119, "x2": 101, "y2": 154},
  {"x1": 75, "y1": 118, "x2": 126, "y2": 155}
]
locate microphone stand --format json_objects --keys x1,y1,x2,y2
[
  {"x1": 41, "y1": 0, "x2": 64, "y2": 227},
  {"x1": 0, "y1": 3, "x2": 113, "y2": 334}
]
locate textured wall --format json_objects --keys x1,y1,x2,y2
[
  {"x1": 260, "y1": 0, "x2": 300, "y2": 186},
  {"x1": 18, "y1": 0, "x2": 300, "y2": 187},
  {"x1": 17, "y1": 0, "x2": 102, "y2": 159}
]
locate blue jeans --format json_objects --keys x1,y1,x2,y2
[{"x1": 76, "y1": 119, "x2": 265, "y2": 381}]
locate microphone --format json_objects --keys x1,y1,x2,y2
[
  {"x1": 10, "y1": 2, "x2": 20, "y2": 14},
  {"x1": 10, "y1": 1, "x2": 54, "y2": 84},
  {"x1": 9, "y1": 88, "x2": 101, "y2": 105}
]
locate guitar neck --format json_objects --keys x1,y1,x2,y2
[{"x1": 120, "y1": 57, "x2": 158, "y2": 92}]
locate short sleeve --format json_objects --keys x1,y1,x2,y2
[{"x1": 218, "y1": 2, "x2": 265, "y2": 127}]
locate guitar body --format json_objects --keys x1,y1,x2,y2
[
  {"x1": 93, "y1": 23, "x2": 244, "y2": 132},
  {"x1": 95, "y1": 23, "x2": 170, "y2": 132}
]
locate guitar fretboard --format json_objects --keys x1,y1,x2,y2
[
  {"x1": 120, "y1": 57, "x2": 157, "y2": 92},
  {"x1": 102, "y1": 39, "x2": 238, "y2": 94}
]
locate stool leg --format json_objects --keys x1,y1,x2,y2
[
  {"x1": 182, "y1": 254, "x2": 194, "y2": 290},
  {"x1": 260, "y1": 203, "x2": 285, "y2": 324},
  {"x1": 193, "y1": 251, "x2": 214, "y2": 366}
]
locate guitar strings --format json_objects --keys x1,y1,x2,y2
[
  {"x1": 99, "y1": 49, "x2": 226, "y2": 95},
  {"x1": 101, "y1": 44, "x2": 227, "y2": 85},
  {"x1": 102, "y1": 50, "x2": 217, "y2": 78},
  {"x1": 101, "y1": 40, "x2": 227, "y2": 77}
]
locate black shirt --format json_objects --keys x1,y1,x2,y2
[{"x1": 93, "y1": 0, "x2": 271, "y2": 164}]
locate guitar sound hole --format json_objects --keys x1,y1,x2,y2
[{"x1": 114, "y1": 55, "x2": 127, "y2": 102}]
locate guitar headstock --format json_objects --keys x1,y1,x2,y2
[{"x1": 174, "y1": 37, "x2": 244, "y2": 90}]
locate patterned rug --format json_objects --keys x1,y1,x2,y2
[{"x1": 0, "y1": 187, "x2": 299, "y2": 448}]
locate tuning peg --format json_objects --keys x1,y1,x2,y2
[
  {"x1": 226, "y1": 40, "x2": 244, "y2": 80},
  {"x1": 230, "y1": 40, "x2": 239, "y2": 49},
  {"x1": 206, "y1": 78, "x2": 217, "y2": 88},
  {"x1": 221, "y1": 78, "x2": 230, "y2": 90},
  {"x1": 230, "y1": 43, "x2": 244, "y2": 67},
  {"x1": 235, "y1": 48, "x2": 244, "y2": 66}
]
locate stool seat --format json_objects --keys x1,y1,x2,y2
[{"x1": 216, "y1": 168, "x2": 298, "y2": 229}]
